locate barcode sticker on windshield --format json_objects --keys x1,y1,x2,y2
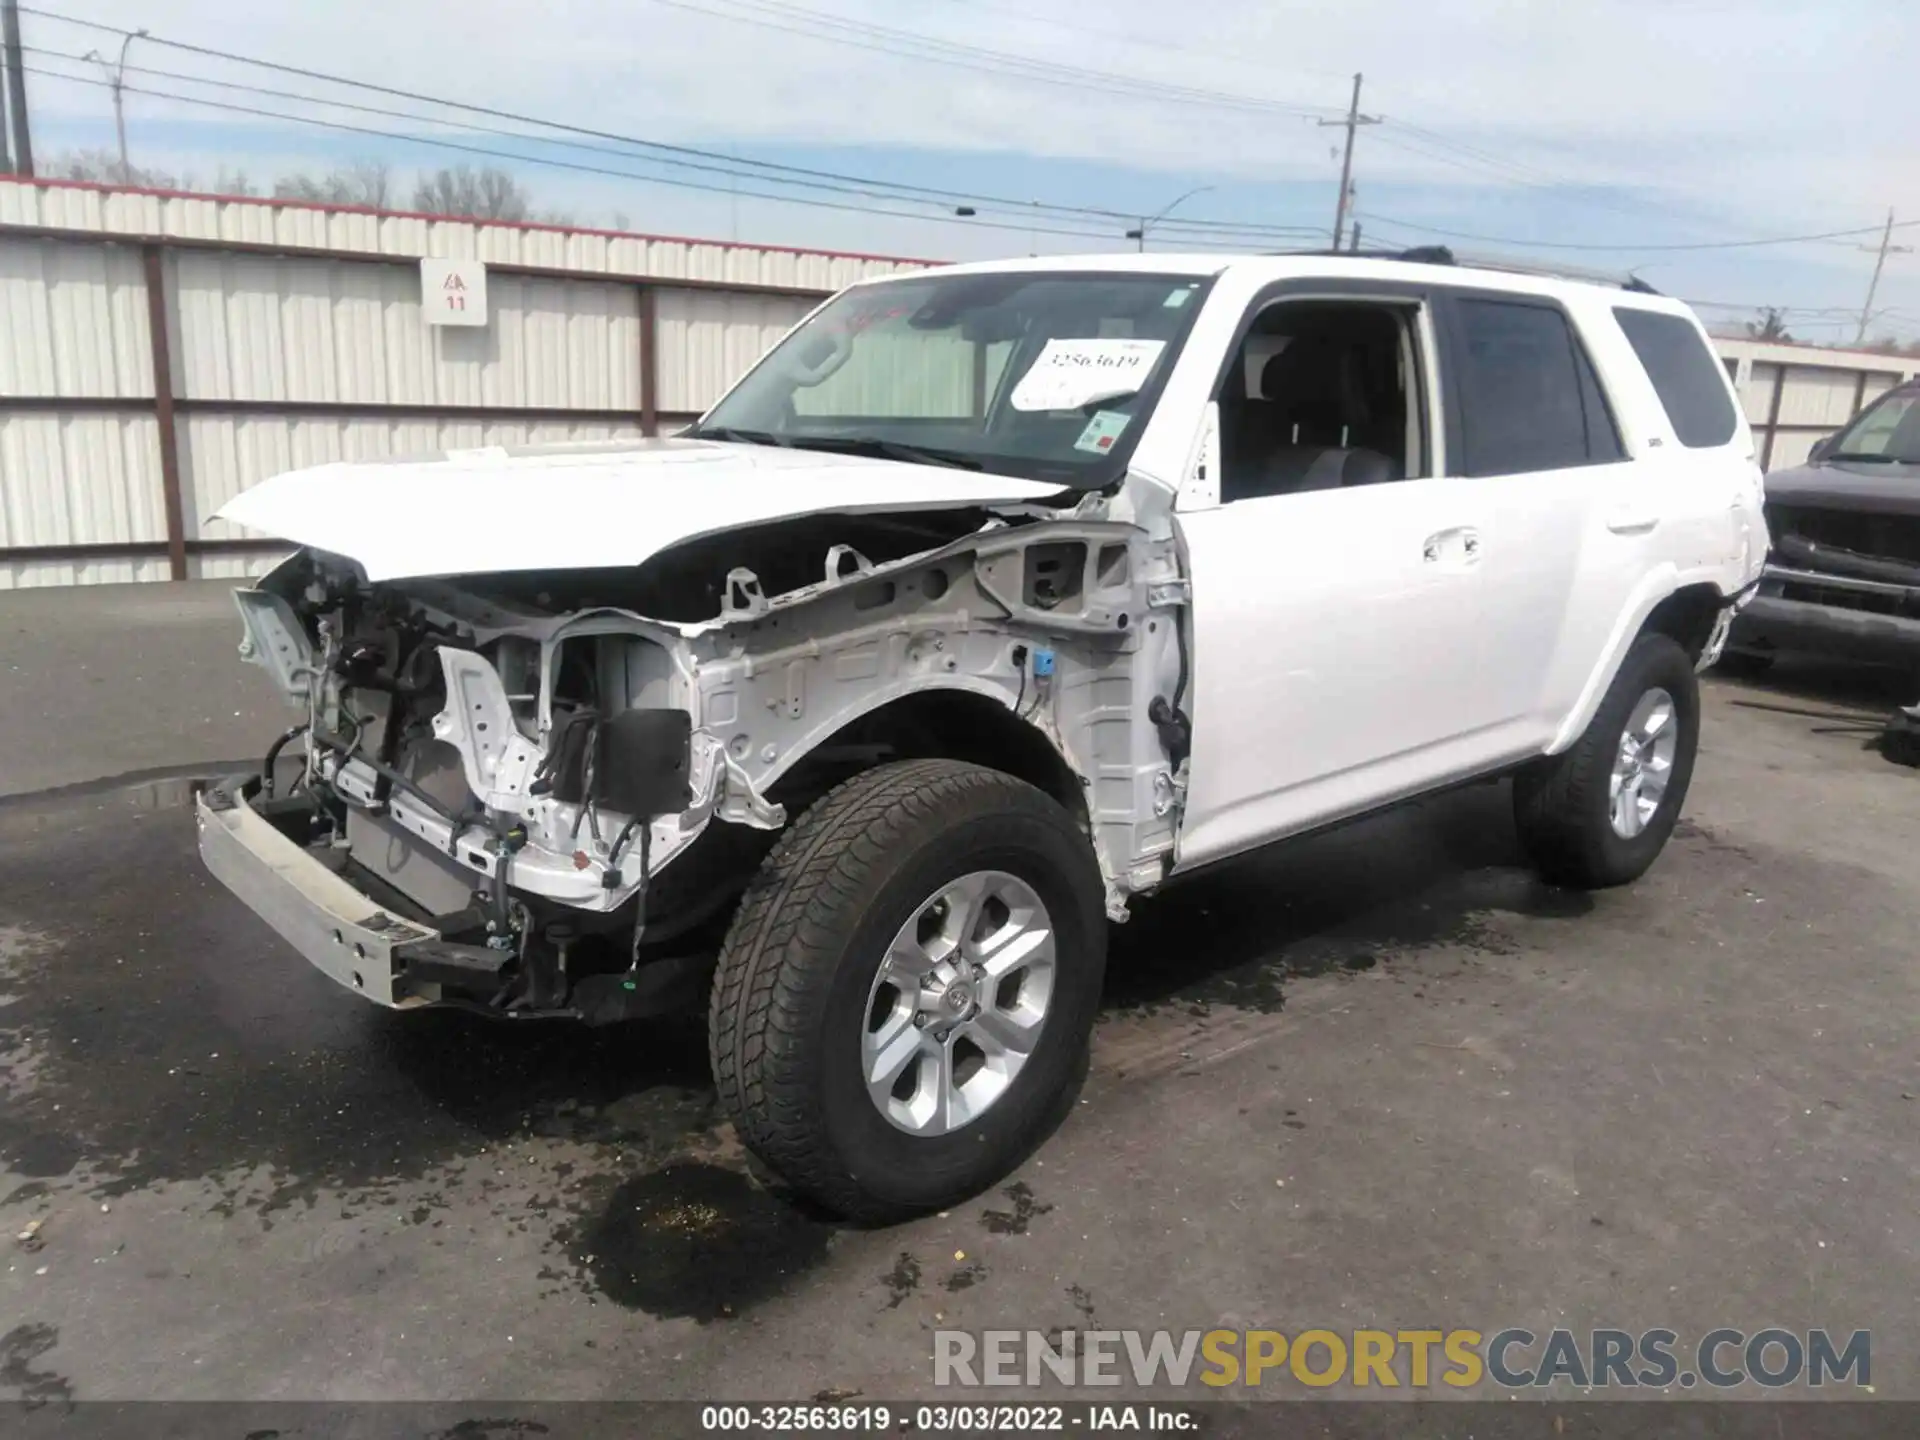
[
  {"x1": 1074, "y1": 410, "x2": 1132, "y2": 454},
  {"x1": 1010, "y1": 338, "x2": 1167, "y2": 412}
]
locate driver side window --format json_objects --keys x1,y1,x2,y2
[{"x1": 1217, "y1": 298, "x2": 1428, "y2": 503}]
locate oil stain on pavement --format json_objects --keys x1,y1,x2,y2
[{"x1": 564, "y1": 1162, "x2": 835, "y2": 1320}]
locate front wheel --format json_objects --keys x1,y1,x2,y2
[
  {"x1": 709, "y1": 759, "x2": 1107, "y2": 1222},
  {"x1": 1513, "y1": 632, "x2": 1701, "y2": 888}
]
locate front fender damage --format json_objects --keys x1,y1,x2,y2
[{"x1": 235, "y1": 495, "x2": 1189, "y2": 1014}]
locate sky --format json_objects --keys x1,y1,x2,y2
[{"x1": 8, "y1": 0, "x2": 1920, "y2": 345}]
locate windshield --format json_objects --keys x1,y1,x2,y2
[
  {"x1": 1827, "y1": 387, "x2": 1920, "y2": 464},
  {"x1": 690, "y1": 271, "x2": 1214, "y2": 487}
]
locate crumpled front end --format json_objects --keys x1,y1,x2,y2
[
  {"x1": 205, "y1": 549, "x2": 792, "y2": 1021},
  {"x1": 203, "y1": 484, "x2": 1192, "y2": 1022}
]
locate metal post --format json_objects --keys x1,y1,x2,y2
[
  {"x1": 1759, "y1": 361, "x2": 1787, "y2": 473},
  {"x1": 143, "y1": 244, "x2": 188, "y2": 580},
  {"x1": 0, "y1": 38, "x2": 12, "y2": 175},
  {"x1": 2, "y1": 0, "x2": 32, "y2": 178},
  {"x1": 637, "y1": 283, "x2": 659, "y2": 437}
]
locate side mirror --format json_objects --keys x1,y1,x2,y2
[{"x1": 1808, "y1": 433, "x2": 1836, "y2": 464}]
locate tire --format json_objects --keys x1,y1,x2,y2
[
  {"x1": 709, "y1": 759, "x2": 1107, "y2": 1222},
  {"x1": 1513, "y1": 632, "x2": 1700, "y2": 889}
]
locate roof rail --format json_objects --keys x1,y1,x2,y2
[{"x1": 1268, "y1": 243, "x2": 1663, "y2": 295}]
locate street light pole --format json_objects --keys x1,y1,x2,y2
[
  {"x1": 83, "y1": 28, "x2": 146, "y2": 178},
  {"x1": 1125, "y1": 185, "x2": 1216, "y2": 252}
]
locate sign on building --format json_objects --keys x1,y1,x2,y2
[{"x1": 420, "y1": 258, "x2": 489, "y2": 327}]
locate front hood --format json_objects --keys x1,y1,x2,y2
[
  {"x1": 215, "y1": 438, "x2": 1066, "y2": 582},
  {"x1": 1765, "y1": 459, "x2": 1920, "y2": 516}
]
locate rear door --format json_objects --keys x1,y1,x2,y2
[{"x1": 1430, "y1": 289, "x2": 1643, "y2": 752}]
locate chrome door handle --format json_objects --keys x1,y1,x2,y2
[
  {"x1": 1607, "y1": 509, "x2": 1660, "y2": 535},
  {"x1": 1422, "y1": 527, "x2": 1483, "y2": 565}
]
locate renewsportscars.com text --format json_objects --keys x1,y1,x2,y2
[{"x1": 933, "y1": 1328, "x2": 1871, "y2": 1391}]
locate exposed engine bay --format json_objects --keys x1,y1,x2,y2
[{"x1": 230, "y1": 500, "x2": 1192, "y2": 1023}]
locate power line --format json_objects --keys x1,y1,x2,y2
[
  {"x1": 20, "y1": 58, "x2": 1313, "y2": 252},
  {"x1": 634, "y1": 0, "x2": 1833, "y2": 247},
  {"x1": 1352, "y1": 208, "x2": 1920, "y2": 254},
  {"x1": 635, "y1": 0, "x2": 1340, "y2": 121},
  {"x1": 16, "y1": 6, "x2": 1334, "y2": 242}
]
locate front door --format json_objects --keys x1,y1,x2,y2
[{"x1": 1173, "y1": 289, "x2": 1495, "y2": 872}]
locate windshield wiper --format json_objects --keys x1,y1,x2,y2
[
  {"x1": 693, "y1": 425, "x2": 790, "y2": 448},
  {"x1": 784, "y1": 436, "x2": 985, "y2": 471},
  {"x1": 1824, "y1": 451, "x2": 1902, "y2": 464}
]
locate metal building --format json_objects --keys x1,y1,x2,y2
[
  {"x1": 5, "y1": 176, "x2": 1918, "y2": 588},
  {"x1": 1713, "y1": 336, "x2": 1918, "y2": 472},
  {"x1": 0, "y1": 177, "x2": 927, "y2": 589}
]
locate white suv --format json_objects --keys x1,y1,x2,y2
[{"x1": 199, "y1": 250, "x2": 1767, "y2": 1219}]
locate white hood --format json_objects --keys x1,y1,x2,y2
[{"x1": 215, "y1": 438, "x2": 1066, "y2": 583}]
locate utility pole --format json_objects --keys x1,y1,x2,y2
[
  {"x1": 1854, "y1": 209, "x2": 1911, "y2": 346},
  {"x1": 1318, "y1": 72, "x2": 1379, "y2": 251},
  {"x1": 1, "y1": 0, "x2": 31, "y2": 178},
  {"x1": 1349, "y1": 221, "x2": 1363, "y2": 254}
]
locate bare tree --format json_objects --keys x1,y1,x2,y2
[
  {"x1": 410, "y1": 165, "x2": 533, "y2": 221},
  {"x1": 46, "y1": 147, "x2": 178, "y2": 189},
  {"x1": 1745, "y1": 307, "x2": 1794, "y2": 343},
  {"x1": 203, "y1": 167, "x2": 259, "y2": 198},
  {"x1": 273, "y1": 162, "x2": 393, "y2": 208}
]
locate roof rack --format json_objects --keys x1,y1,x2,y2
[{"x1": 1271, "y1": 244, "x2": 1662, "y2": 295}]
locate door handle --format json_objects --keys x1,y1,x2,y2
[
  {"x1": 1422, "y1": 527, "x2": 1483, "y2": 566},
  {"x1": 1607, "y1": 509, "x2": 1660, "y2": 535}
]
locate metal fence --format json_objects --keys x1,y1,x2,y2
[{"x1": 0, "y1": 177, "x2": 929, "y2": 588}]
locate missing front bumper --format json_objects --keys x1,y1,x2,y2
[{"x1": 195, "y1": 778, "x2": 503, "y2": 1010}]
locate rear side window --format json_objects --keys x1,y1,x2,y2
[
  {"x1": 1613, "y1": 308, "x2": 1738, "y2": 448},
  {"x1": 1448, "y1": 298, "x2": 1621, "y2": 476}
]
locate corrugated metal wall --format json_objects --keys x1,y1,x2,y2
[
  {"x1": 0, "y1": 177, "x2": 928, "y2": 589},
  {"x1": 1714, "y1": 337, "x2": 1918, "y2": 472}
]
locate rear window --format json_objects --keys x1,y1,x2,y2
[
  {"x1": 1613, "y1": 308, "x2": 1738, "y2": 448},
  {"x1": 1449, "y1": 298, "x2": 1622, "y2": 477}
]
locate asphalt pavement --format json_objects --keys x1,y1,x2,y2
[{"x1": 1, "y1": 583, "x2": 1916, "y2": 1409}]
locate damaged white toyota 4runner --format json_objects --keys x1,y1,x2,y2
[{"x1": 199, "y1": 251, "x2": 1766, "y2": 1219}]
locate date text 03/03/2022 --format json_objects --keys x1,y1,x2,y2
[{"x1": 699, "y1": 1404, "x2": 1197, "y2": 1431}]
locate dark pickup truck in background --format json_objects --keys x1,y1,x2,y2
[{"x1": 1730, "y1": 379, "x2": 1920, "y2": 675}]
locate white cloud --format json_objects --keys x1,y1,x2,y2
[{"x1": 15, "y1": 0, "x2": 1918, "y2": 331}]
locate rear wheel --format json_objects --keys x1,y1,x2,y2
[
  {"x1": 1514, "y1": 633, "x2": 1700, "y2": 888},
  {"x1": 709, "y1": 759, "x2": 1106, "y2": 1222}
]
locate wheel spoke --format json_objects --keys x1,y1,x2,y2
[
  {"x1": 977, "y1": 921, "x2": 1053, "y2": 980},
  {"x1": 1620, "y1": 774, "x2": 1646, "y2": 836},
  {"x1": 938, "y1": 872, "x2": 991, "y2": 954},
  {"x1": 877, "y1": 935, "x2": 932, "y2": 988},
  {"x1": 866, "y1": 1014, "x2": 930, "y2": 1106},
  {"x1": 924, "y1": 1039, "x2": 955, "y2": 1133},
  {"x1": 968, "y1": 1003, "x2": 1043, "y2": 1058}
]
